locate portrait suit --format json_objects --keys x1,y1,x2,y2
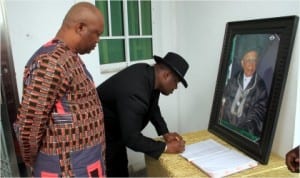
[{"x1": 222, "y1": 71, "x2": 268, "y2": 137}]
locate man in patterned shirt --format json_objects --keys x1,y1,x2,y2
[{"x1": 14, "y1": 2, "x2": 106, "y2": 177}]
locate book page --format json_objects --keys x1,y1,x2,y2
[
  {"x1": 181, "y1": 139, "x2": 230, "y2": 161},
  {"x1": 180, "y1": 139, "x2": 258, "y2": 178}
]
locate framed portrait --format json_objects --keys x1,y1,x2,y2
[{"x1": 208, "y1": 15, "x2": 299, "y2": 164}]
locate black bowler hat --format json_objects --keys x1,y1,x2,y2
[{"x1": 154, "y1": 52, "x2": 189, "y2": 88}]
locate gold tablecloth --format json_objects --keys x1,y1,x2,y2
[{"x1": 145, "y1": 130, "x2": 298, "y2": 177}]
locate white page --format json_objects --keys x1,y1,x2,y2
[
  {"x1": 181, "y1": 139, "x2": 258, "y2": 178},
  {"x1": 181, "y1": 139, "x2": 229, "y2": 160}
]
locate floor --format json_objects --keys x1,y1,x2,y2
[{"x1": 129, "y1": 167, "x2": 147, "y2": 177}]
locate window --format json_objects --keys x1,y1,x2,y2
[{"x1": 96, "y1": 0, "x2": 153, "y2": 72}]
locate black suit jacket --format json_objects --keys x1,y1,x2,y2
[{"x1": 97, "y1": 63, "x2": 169, "y2": 159}]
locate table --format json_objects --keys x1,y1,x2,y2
[{"x1": 145, "y1": 130, "x2": 297, "y2": 177}]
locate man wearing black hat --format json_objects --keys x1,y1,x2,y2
[{"x1": 97, "y1": 52, "x2": 189, "y2": 177}]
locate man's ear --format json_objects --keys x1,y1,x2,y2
[
  {"x1": 162, "y1": 70, "x2": 167, "y2": 78},
  {"x1": 163, "y1": 70, "x2": 172, "y2": 80},
  {"x1": 75, "y1": 22, "x2": 86, "y2": 35}
]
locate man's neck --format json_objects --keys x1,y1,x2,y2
[{"x1": 55, "y1": 28, "x2": 77, "y2": 54}]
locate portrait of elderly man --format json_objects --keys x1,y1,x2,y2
[{"x1": 220, "y1": 50, "x2": 268, "y2": 139}]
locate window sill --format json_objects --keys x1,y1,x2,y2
[{"x1": 100, "y1": 59, "x2": 155, "y2": 74}]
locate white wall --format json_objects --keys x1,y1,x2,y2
[
  {"x1": 5, "y1": 0, "x2": 300, "y2": 174},
  {"x1": 295, "y1": 37, "x2": 300, "y2": 147}
]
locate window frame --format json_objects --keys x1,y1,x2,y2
[{"x1": 98, "y1": 0, "x2": 154, "y2": 73}]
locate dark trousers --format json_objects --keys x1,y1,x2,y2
[{"x1": 106, "y1": 143, "x2": 129, "y2": 177}]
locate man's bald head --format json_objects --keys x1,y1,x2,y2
[
  {"x1": 62, "y1": 2, "x2": 103, "y2": 28},
  {"x1": 56, "y1": 2, "x2": 104, "y2": 54}
]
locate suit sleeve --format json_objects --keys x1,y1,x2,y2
[
  {"x1": 116, "y1": 94, "x2": 166, "y2": 159},
  {"x1": 149, "y1": 92, "x2": 169, "y2": 136}
]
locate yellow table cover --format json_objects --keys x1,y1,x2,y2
[{"x1": 145, "y1": 130, "x2": 298, "y2": 177}]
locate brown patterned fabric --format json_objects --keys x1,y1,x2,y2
[{"x1": 15, "y1": 39, "x2": 105, "y2": 176}]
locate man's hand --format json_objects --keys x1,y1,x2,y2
[
  {"x1": 285, "y1": 146, "x2": 300, "y2": 173},
  {"x1": 163, "y1": 132, "x2": 183, "y2": 142},
  {"x1": 163, "y1": 132, "x2": 185, "y2": 153}
]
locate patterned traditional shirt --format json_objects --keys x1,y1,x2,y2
[{"x1": 15, "y1": 39, "x2": 106, "y2": 177}]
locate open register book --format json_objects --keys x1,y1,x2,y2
[{"x1": 180, "y1": 139, "x2": 258, "y2": 178}]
